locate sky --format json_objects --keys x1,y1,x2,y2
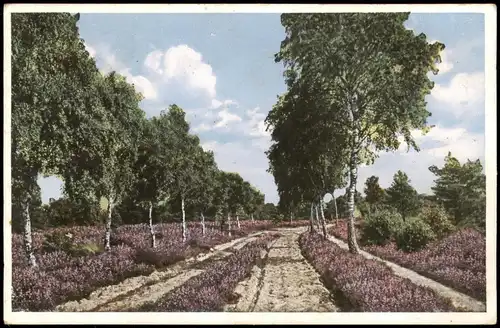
[{"x1": 37, "y1": 12, "x2": 486, "y2": 205}]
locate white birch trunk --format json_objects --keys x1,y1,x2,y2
[
  {"x1": 309, "y1": 202, "x2": 315, "y2": 232},
  {"x1": 314, "y1": 203, "x2": 321, "y2": 231},
  {"x1": 346, "y1": 95, "x2": 361, "y2": 254},
  {"x1": 333, "y1": 195, "x2": 339, "y2": 219},
  {"x1": 181, "y1": 197, "x2": 187, "y2": 243},
  {"x1": 251, "y1": 213, "x2": 254, "y2": 222},
  {"x1": 22, "y1": 199, "x2": 37, "y2": 267},
  {"x1": 236, "y1": 215, "x2": 240, "y2": 229},
  {"x1": 201, "y1": 212, "x2": 206, "y2": 236},
  {"x1": 319, "y1": 196, "x2": 328, "y2": 238},
  {"x1": 149, "y1": 201, "x2": 156, "y2": 248},
  {"x1": 104, "y1": 197, "x2": 114, "y2": 251},
  {"x1": 347, "y1": 160, "x2": 360, "y2": 254},
  {"x1": 227, "y1": 212, "x2": 232, "y2": 237}
]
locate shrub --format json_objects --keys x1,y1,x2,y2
[
  {"x1": 187, "y1": 238, "x2": 212, "y2": 252},
  {"x1": 133, "y1": 248, "x2": 186, "y2": 269},
  {"x1": 360, "y1": 208, "x2": 403, "y2": 246},
  {"x1": 420, "y1": 203, "x2": 455, "y2": 238},
  {"x1": 42, "y1": 231, "x2": 75, "y2": 253},
  {"x1": 271, "y1": 213, "x2": 285, "y2": 224},
  {"x1": 395, "y1": 218, "x2": 436, "y2": 252},
  {"x1": 69, "y1": 242, "x2": 104, "y2": 257}
]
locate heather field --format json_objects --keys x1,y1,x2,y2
[
  {"x1": 299, "y1": 232, "x2": 458, "y2": 312},
  {"x1": 11, "y1": 220, "x2": 309, "y2": 311},
  {"x1": 11, "y1": 220, "x2": 488, "y2": 314},
  {"x1": 327, "y1": 220, "x2": 486, "y2": 302}
]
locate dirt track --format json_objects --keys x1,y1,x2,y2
[{"x1": 225, "y1": 227, "x2": 338, "y2": 312}]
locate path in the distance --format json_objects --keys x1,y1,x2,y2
[{"x1": 226, "y1": 227, "x2": 338, "y2": 312}]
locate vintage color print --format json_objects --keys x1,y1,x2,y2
[{"x1": 3, "y1": 4, "x2": 497, "y2": 325}]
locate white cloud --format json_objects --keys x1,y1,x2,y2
[
  {"x1": 144, "y1": 45, "x2": 217, "y2": 99},
  {"x1": 437, "y1": 50, "x2": 454, "y2": 74},
  {"x1": 201, "y1": 140, "x2": 218, "y2": 152},
  {"x1": 210, "y1": 98, "x2": 238, "y2": 109},
  {"x1": 214, "y1": 109, "x2": 243, "y2": 128},
  {"x1": 243, "y1": 107, "x2": 271, "y2": 138},
  {"x1": 428, "y1": 39, "x2": 454, "y2": 74},
  {"x1": 120, "y1": 69, "x2": 158, "y2": 100},
  {"x1": 431, "y1": 72, "x2": 485, "y2": 117},
  {"x1": 364, "y1": 126, "x2": 485, "y2": 196},
  {"x1": 144, "y1": 50, "x2": 163, "y2": 73},
  {"x1": 85, "y1": 43, "x2": 96, "y2": 58},
  {"x1": 192, "y1": 123, "x2": 213, "y2": 133},
  {"x1": 426, "y1": 131, "x2": 484, "y2": 162},
  {"x1": 87, "y1": 43, "x2": 158, "y2": 101}
]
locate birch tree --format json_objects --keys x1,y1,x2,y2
[
  {"x1": 273, "y1": 13, "x2": 444, "y2": 253},
  {"x1": 95, "y1": 72, "x2": 145, "y2": 251},
  {"x1": 12, "y1": 13, "x2": 107, "y2": 266},
  {"x1": 166, "y1": 105, "x2": 204, "y2": 242},
  {"x1": 192, "y1": 150, "x2": 218, "y2": 236},
  {"x1": 134, "y1": 112, "x2": 175, "y2": 248}
]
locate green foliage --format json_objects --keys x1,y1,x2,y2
[
  {"x1": 272, "y1": 213, "x2": 285, "y2": 224},
  {"x1": 44, "y1": 198, "x2": 103, "y2": 227},
  {"x1": 42, "y1": 231, "x2": 74, "y2": 253},
  {"x1": 330, "y1": 192, "x2": 364, "y2": 218},
  {"x1": 395, "y1": 217, "x2": 436, "y2": 252},
  {"x1": 11, "y1": 183, "x2": 47, "y2": 233},
  {"x1": 69, "y1": 242, "x2": 104, "y2": 257},
  {"x1": 429, "y1": 152, "x2": 486, "y2": 231},
  {"x1": 364, "y1": 176, "x2": 386, "y2": 205},
  {"x1": 360, "y1": 208, "x2": 404, "y2": 245},
  {"x1": 386, "y1": 170, "x2": 420, "y2": 220},
  {"x1": 420, "y1": 202, "x2": 455, "y2": 238}
]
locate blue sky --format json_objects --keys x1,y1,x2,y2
[{"x1": 37, "y1": 12, "x2": 486, "y2": 204}]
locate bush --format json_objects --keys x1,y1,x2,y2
[
  {"x1": 42, "y1": 231, "x2": 75, "y2": 253},
  {"x1": 271, "y1": 213, "x2": 285, "y2": 224},
  {"x1": 420, "y1": 203, "x2": 455, "y2": 238},
  {"x1": 395, "y1": 218, "x2": 436, "y2": 252},
  {"x1": 133, "y1": 248, "x2": 186, "y2": 269},
  {"x1": 360, "y1": 208, "x2": 403, "y2": 246},
  {"x1": 69, "y1": 242, "x2": 104, "y2": 257}
]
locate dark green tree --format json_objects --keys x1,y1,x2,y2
[
  {"x1": 386, "y1": 170, "x2": 420, "y2": 221},
  {"x1": 429, "y1": 152, "x2": 486, "y2": 231}
]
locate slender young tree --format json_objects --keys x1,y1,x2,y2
[
  {"x1": 95, "y1": 72, "x2": 146, "y2": 251},
  {"x1": 134, "y1": 112, "x2": 176, "y2": 248}
]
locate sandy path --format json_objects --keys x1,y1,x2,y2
[
  {"x1": 55, "y1": 231, "x2": 267, "y2": 312},
  {"x1": 225, "y1": 227, "x2": 338, "y2": 312},
  {"x1": 327, "y1": 234, "x2": 486, "y2": 312}
]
